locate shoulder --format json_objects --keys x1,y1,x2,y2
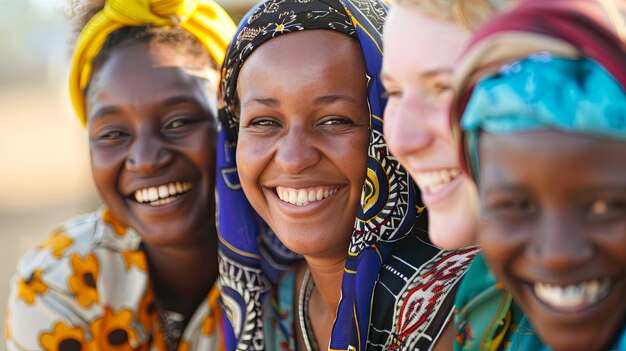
[
  {"x1": 369, "y1": 229, "x2": 480, "y2": 350},
  {"x1": 14, "y1": 208, "x2": 140, "y2": 281}
]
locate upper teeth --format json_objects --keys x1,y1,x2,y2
[
  {"x1": 134, "y1": 182, "x2": 192, "y2": 205},
  {"x1": 276, "y1": 186, "x2": 340, "y2": 206},
  {"x1": 414, "y1": 169, "x2": 461, "y2": 193},
  {"x1": 533, "y1": 278, "x2": 611, "y2": 311}
]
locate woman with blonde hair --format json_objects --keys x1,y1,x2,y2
[{"x1": 381, "y1": 0, "x2": 514, "y2": 249}]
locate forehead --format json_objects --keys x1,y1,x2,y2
[
  {"x1": 86, "y1": 42, "x2": 215, "y2": 112},
  {"x1": 479, "y1": 130, "x2": 626, "y2": 187},
  {"x1": 383, "y1": 6, "x2": 470, "y2": 76},
  {"x1": 237, "y1": 30, "x2": 366, "y2": 97}
]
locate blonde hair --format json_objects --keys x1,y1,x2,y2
[{"x1": 393, "y1": 0, "x2": 516, "y2": 31}]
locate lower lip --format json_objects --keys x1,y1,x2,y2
[
  {"x1": 418, "y1": 175, "x2": 464, "y2": 206},
  {"x1": 270, "y1": 187, "x2": 344, "y2": 218}
]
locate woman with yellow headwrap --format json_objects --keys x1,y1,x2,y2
[{"x1": 5, "y1": 0, "x2": 235, "y2": 350}]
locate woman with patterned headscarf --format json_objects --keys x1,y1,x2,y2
[
  {"x1": 381, "y1": 0, "x2": 515, "y2": 250},
  {"x1": 215, "y1": 0, "x2": 477, "y2": 350},
  {"x1": 6, "y1": 0, "x2": 235, "y2": 350},
  {"x1": 451, "y1": 1, "x2": 626, "y2": 350}
]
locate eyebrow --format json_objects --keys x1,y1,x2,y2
[
  {"x1": 163, "y1": 95, "x2": 203, "y2": 106},
  {"x1": 242, "y1": 97, "x2": 280, "y2": 108},
  {"x1": 89, "y1": 105, "x2": 120, "y2": 121},
  {"x1": 313, "y1": 94, "x2": 359, "y2": 105}
]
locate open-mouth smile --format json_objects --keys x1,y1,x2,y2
[
  {"x1": 130, "y1": 181, "x2": 193, "y2": 206},
  {"x1": 275, "y1": 185, "x2": 342, "y2": 206},
  {"x1": 532, "y1": 277, "x2": 612, "y2": 313},
  {"x1": 414, "y1": 168, "x2": 462, "y2": 194}
]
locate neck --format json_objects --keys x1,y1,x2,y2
[
  {"x1": 144, "y1": 231, "x2": 218, "y2": 319},
  {"x1": 305, "y1": 255, "x2": 346, "y2": 320}
]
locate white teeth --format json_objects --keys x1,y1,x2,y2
[
  {"x1": 133, "y1": 182, "x2": 193, "y2": 205},
  {"x1": 158, "y1": 185, "x2": 169, "y2": 198},
  {"x1": 276, "y1": 186, "x2": 341, "y2": 206},
  {"x1": 533, "y1": 278, "x2": 611, "y2": 311},
  {"x1": 415, "y1": 168, "x2": 463, "y2": 194},
  {"x1": 148, "y1": 188, "x2": 159, "y2": 201},
  {"x1": 135, "y1": 190, "x2": 143, "y2": 202},
  {"x1": 297, "y1": 191, "x2": 308, "y2": 205}
]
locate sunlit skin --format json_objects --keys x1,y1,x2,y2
[
  {"x1": 86, "y1": 42, "x2": 218, "y2": 318},
  {"x1": 382, "y1": 4, "x2": 478, "y2": 249},
  {"x1": 236, "y1": 30, "x2": 370, "y2": 349},
  {"x1": 478, "y1": 130, "x2": 626, "y2": 351}
]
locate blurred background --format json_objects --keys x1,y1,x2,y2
[{"x1": 0, "y1": 0, "x2": 256, "y2": 343}]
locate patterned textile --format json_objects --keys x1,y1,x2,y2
[
  {"x1": 69, "y1": 0, "x2": 236, "y2": 125},
  {"x1": 461, "y1": 55, "x2": 626, "y2": 178},
  {"x1": 451, "y1": 0, "x2": 626, "y2": 174},
  {"x1": 455, "y1": 254, "x2": 626, "y2": 351},
  {"x1": 450, "y1": 1, "x2": 626, "y2": 350},
  {"x1": 6, "y1": 208, "x2": 224, "y2": 351},
  {"x1": 216, "y1": 0, "x2": 477, "y2": 350}
]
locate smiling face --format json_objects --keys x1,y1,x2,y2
[
  {"x1": 478, "y1": 130, "x2": 626, "y2": 351},
  {"x1": 236, "y1": 30, "x2": 370, "y2": 259},
  {"x1": 86, "y1": 42, "x2": 218, "y2": 247},
  {"x1": 382, "y1": 5, "x2": 478, "y2": 249}
]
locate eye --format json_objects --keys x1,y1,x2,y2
[
  {"x1": 251, "y1": 118, "x2": 280, "y2": 127},
  {"x1": 320, "y1": 117, "x2": 351, "y2": 126},
  {"x1": 382, "y1": 89, "x2": 402, "y2": 99},
  {"x1": 588, "y1": 198, "x2": 626, "y2": 220},
  {"x1": 98, "y1": 130, "x2": 128, "y2": 140},
  {"x1": 165, "y1": 116, "x2": 199, "y2": 130},
  {"x1": 484, "y1": 195, "x2": 537, "y2": 220}
]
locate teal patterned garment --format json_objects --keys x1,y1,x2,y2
[
  {"x1": 454, "y1": 253, "x2": 626, "y2": 351},
  {"x1": 461, "y1": 55, "x2": 626, "y2": 179}
]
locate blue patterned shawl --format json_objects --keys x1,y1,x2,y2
[{"x1": 215, "y1": 1, "x2": 468, "y2": 350}]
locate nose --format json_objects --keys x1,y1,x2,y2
[
  {"x1": 529, "y1": 211, "x2": 594, "y2": 271},
  {"x1": 274, "y1": 126, "x2": 320, "y2": 174},
  {"x1": 125, "y1": 132, "x2": 173, "y2": 175},
  {"x1": 384, "y1": 95, "x2": 435, "y2": 158}
]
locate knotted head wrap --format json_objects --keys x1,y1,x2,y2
[
  {"x1": 450, "y1": 0, "x2": 626, "y2": 176},
  {"x1": 215, "y1": 0, "x2": 451, "y2": 350},
  {"x1": 69, "y1": 0, "x2": 236, "y2": 125}
]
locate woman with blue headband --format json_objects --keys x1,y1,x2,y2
[
  {"x1": 215, "y1": 0, "x2": 478, "y2": 350},
  {"x1": 6, "y1": 0, "x2": 235, "y2": 350},
  {"x1": 450, "y1": 0, "x2": 626, "y2": 350}
]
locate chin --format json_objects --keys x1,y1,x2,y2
[{"x1": 428, "y1": 210, "x2": 477, "y2": 249}]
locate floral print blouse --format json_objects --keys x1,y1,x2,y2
[{"x1": 6, "y1": 207, "x2": 224, "y2": 351}]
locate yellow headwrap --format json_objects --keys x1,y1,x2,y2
[{"x1": 69, "y1": 0, "x2": 236, "y2": 125}]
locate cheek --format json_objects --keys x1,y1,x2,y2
[
  {"x1": 478, "y1": 221, "x2": 526, "y2": 270},
  {"x1": 90, "y1": 148, "x2": 125, "y2": 190}
]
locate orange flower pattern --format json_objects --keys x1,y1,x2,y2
[
  {"x1": 16, "y1": 269, "x2": 48, "y2": 304},
  {"x1": 40, "y1": 322, "x2": 88, "y2": 351},
  {"x1": 37, "y1": 229, "x2": 73, "y2": 258},
  {"x1": 6, "y1": 208, "x2": 223, "y2": 351},
  {"x1": 68, "y1": 253, "x2": 99, "y2": 308},
  {"x1": 122, "y1": 250, "x2": 148, "y2": 271},
  {"x1": 89, "y1": 307, "x2": 137, "y2": 351},
  {"x1": 103, "y1": 208, "x2": 127, "y2": 236}
]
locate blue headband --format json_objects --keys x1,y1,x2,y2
[{"x1": 461, "y1": 54, "x2": 626, "y2": 178}]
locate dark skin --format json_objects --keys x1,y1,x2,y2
[
  {"x1": 236, "y1": 30, "x2": 370, "y2": 350},
  {"x1": 478, "y1": 130, "x2": 626, "y2": 351},
  {"x1": 86, "y1": 41, "x2": 219, "y2": 321}
]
